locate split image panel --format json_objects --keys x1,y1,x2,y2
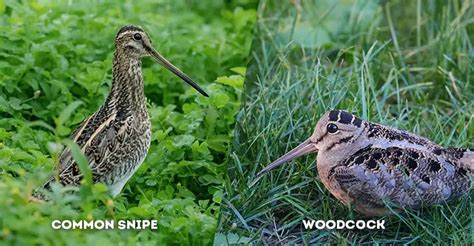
[
  {"x1": 0, "y1": 1, "x2": 257, "y2": 245},
  {"x1": 216, "y1": 0, "x2": 473, "y2": 244}
]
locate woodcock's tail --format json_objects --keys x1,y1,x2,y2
[
  {"x1": 439, "y1": 147, "x2": 473, "y2": 181},
  {"x1": 458, "y1": 148, "x2": 474, "y2": 175}
]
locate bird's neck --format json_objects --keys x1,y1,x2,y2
[{"x1": 107, "y1": 50, "x2": 147, "y2": 112}]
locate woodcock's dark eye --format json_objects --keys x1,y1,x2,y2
[
  {"x1": 133, "y1": 33, "x2": 142, "y2": 41},
  {"x1": 327, "y1": 123, "x2": 338, "y2": 133}
]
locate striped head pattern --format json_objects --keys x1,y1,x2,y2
[
  {"x1": 112, "y1": 25, "x2": 209, "y2": 97},
  {"x1": 256, "y1": 110, "x2": 366, "y2": 177},
  {"x1": 309, "y1": 110, "x2": 366, "y2": 152}
]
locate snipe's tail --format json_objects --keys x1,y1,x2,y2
[{"x1": 31, "y1": 177, "x2": 54, "y2": 201}]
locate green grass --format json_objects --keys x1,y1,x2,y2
[
  {"x1": 0, "y1": 0, "x2": 256, "y2": 245},
  {"x1": 216, "y1": 0, "x2": 473, "y2": 244}
]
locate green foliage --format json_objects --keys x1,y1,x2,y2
[
  {"x1": 0, "y1": 0, "x2": 256, "y2": 245},
  {"x1": 217, "y1": 0, "x2": 473, "y2": 244}
]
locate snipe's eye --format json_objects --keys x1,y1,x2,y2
[
  {"x1": 133, "y1": 33, "x2": 142, "y2": 41},
  {"x1": 327, "y1": 123, "x2": 339, "y2": 133}
]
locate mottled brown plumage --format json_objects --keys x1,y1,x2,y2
[
  {"x1": 35, "y1": 25, "x2": 208, "y2": 199},
  {"x1": 258, "y1": 110, "x2": 473, "y2": 216}
]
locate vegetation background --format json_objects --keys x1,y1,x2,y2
[
  {"x1": 0, "y1": 0, "x2": 256, "y2": 245},
  {"x1": 216, "y1": 0, "x2": 473, "y2": 244}
]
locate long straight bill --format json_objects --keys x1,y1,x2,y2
[
  {"x1": 147, "y1": 47, "x2": 209, "y2": 97},
  {"x1": 256, "y1": 138, "x2": 318, "y2": 178}
]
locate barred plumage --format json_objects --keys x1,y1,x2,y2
[{"x1": 258, "y1": 110, "x2": 472, "y2": 216}]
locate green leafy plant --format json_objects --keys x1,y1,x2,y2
[{"x1": 0, "y1": 0, "x2": 256, "y2": 245}]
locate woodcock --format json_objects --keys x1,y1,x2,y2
[
  {"x1": 36, "y1": 25, "x2": 208, "y2": 199},
  {"x1": 257, "y1": 110, "x2": 473, "y2": 216}
]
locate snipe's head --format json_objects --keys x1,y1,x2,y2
[
  {"x1": 115, "y1": 25, "x2": 208, "y2": 97},
  {"x1": 256, "y1": 110, "x2": 364, "y2": 177}
]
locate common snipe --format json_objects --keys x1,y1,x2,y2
[
  {"x1": 258, "y1": 110, "x2": 472, "y2": 216},
  {"x1": 36, "y1": 25, "x2": 208, "y2": 199}
]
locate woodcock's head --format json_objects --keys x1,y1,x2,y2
[
  {"x1": 257, "y1": 110, "x2": 365, "y2": 177},
  {"x1": 114, "y1": 25, "x2": 208, "y2": 97}
]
